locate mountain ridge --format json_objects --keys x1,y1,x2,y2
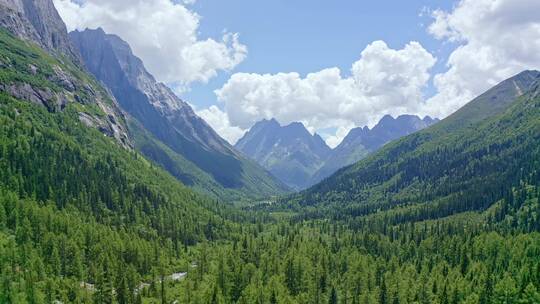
[
  {"x1": 289, "y1": 70, "x2": 540, "y2": 221},
  {"x1": 0, "y1": 1, "x2": 130, "y2": 147},
  {"x1": 235, "y1": 118, "x2": 330, "y2": 190},
  {"x1": 0, "y1": 0, "x2": 81, "y2": 64},
  {"x1": 70, "y1": 28, "x2": 289, "y2": 201},
  {"x1": 310, "y1": 114, "x2": 439, "y2": 184},
  {"x1": 237, "y1": 114, "x2": 438, "y2": 190}
]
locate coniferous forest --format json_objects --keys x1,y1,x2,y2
[{"x1": 1, "y1": 0, "x2": 540, "y2": 303}]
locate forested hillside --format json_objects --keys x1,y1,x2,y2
[
  {"x1": 0, "y1": 92, "x2": 238, "y2": 302},
  {"x1": 0, "y1": 26, "x2": 236, "y2": 302},
  {"x1": 70, "y1": 28, "x2": 288, "y2": 203},
  {"x1": 311, "y1": 115, "x2": 438, "y2": 185},
  {"x1": 287, "y1": 71, "x2": 540, "y2": 223},
  {"x1": 1, "y1": 0, "x2": 540, "y2": 303}
]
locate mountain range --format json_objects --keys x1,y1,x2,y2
[
  {"x1": 1, "y1": 0, "x2": 540, "y2": 302},
  {"x1": 0, "y1": 0, "x2": 289, "y2": 203},
  {"x1": 67, "y1": 28, "x2": 288, "y2": 202},
  {"x1": 235, "y1": 118, "x2": 331, "y2": 190},
  {"x1": 311, "y1": 114, "x2": 438, "y2": 184},
  {"x1": 236, "y1": 115, "x2": 438, "y2": 189},
  {"x1": 289, "y1": 70, "x2": 540, "y2": 218},
  {"x1": 0, "y1": 0, "x2": 438, "y2": 197}
]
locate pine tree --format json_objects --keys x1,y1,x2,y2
[
  {"x1": 379, "y1": 278, "x2": 388, "y2": 304},
  {"x1": 329, "y1": 286, "x2": 338, "y2": 304}
]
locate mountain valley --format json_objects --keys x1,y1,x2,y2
[{"x1": 0, "y1": 1, "x2": 539, "y2": 303}]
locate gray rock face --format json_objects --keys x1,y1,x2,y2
[
  {"x1": 311, "y1": 115, "x2": 439, "y2": 184},
  {"x1": 0, "y1": 0, "x2": 131, "y2": 148},
  {"x1": 70, "y1": 28, "x2": 287, "y2": 194},
  {"x1": 235, "y1": 119, "x2": 331, "y2": 190},
  {"x1": 72, "y1": 29, "x2": 231, "y2": 154},
  {"x1": 237, "y1": 115, "x2": 438, "y2": 189},
  {"x1": 0, "y1": 0, "x2": 81, "y2": 64}
]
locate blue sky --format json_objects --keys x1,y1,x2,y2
[
  {"x1": 56, "y1": 0, "x2": 540, "y2": 146},
  {"x1": 183, "y1": 0, "x2": 456, "y2": 109}
]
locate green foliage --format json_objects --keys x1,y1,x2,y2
[
  {"x1": 128, "y1": 118, "x2": 262, "y2": 203},
  {"x1": 1, "y1": 15, "x2": 540, "y2": 304},
  {"x1": 283, "y1": 73, "x2": 540, "y2": 233},
  {"x1": 0, "y1": 94, "x2": 238, "y2": 302}
]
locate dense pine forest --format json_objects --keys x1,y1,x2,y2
[{"x1": 1, "y1": 2, "x2": 540, "y2": 303}]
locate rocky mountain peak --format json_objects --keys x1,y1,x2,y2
[
  {"x1": 310, "y1": 114, "x2": 439, "y2": 185},
  {"x1": 235, "y1": 118, "x2": 330, "y2": 190},
  {"x1": 70, "y1": 27, "x2": 288, "y2": 196},
  {"x1": 0, "y1": 0, "x2": 81, "y2": 64}
]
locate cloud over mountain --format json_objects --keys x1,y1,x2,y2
[
  {"x1": 425, "y1": 0, "x2": 540, "y2": 117},
  {"x1": 214, "y1": 40, "x2": 436, "y2": 145},
  {"x1": 54, "y1": 0, "x2": 247, "y2": 92}
]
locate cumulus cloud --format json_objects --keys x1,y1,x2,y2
[
  {"x1": 54, "y1": 0, "x2": 247, "y2": 92},
  {"x1": 215, "y1": 40, "x2": 436, "y2": 145},
  {"x1": 196, "y1": 106, "x2": 246, "y2": 145},
  {"x1": 425, "y1": 0, "x2": 540, "y2": 117}
]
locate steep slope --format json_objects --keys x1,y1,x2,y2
[
  {"x1": 311, "y1": 115, "x2": 438, "y2": 184},
  {"x1": 0, "y1": 0, "x2": 80, "y2": 63},
  {"x1": 289, "y1": 70, "x2": 540, "y2": 222},
  {"x1": 0, "y1": 18, "x2": 237, "y2": 302},
  {"x1": 0, "y1": 0, "x2": 130, "y2": 148},
  {"x1": 235, "y1": 118, "x2": 331, "y2": 190},
  {"x1": 70, "y1": 28, "x2": 288, "y2": 201}
]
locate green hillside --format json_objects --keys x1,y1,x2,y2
[
  {"x1": 164, "y1": 71, "x2": 540, "y2": 303},
  {"x1": 69, "y1": 28, "x2": 289, "y2": 204},
  {"x1": 1, "y1": 12, "x2": 540, "y2": 304},
  {"x1": 286, "y1": 71, "x2": 540, "y2": 224},
  {"x1": 0, "y1": 28, "x2": 238, "y2": 302},
  {"x1": 128, "y1": 117, "x2": 282, "y2": 203}
]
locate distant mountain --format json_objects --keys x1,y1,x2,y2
[
  {"x1": 311, "y1": 115, "x2": 438, "y2": 184},
  {"x1": 70, "y1": 28, "x2": 288, "y2": 201},
  {"x1": 235, "y1": 119, "x2": 331, "y2": 190},
  {"x1": 291, "y1": 70, "x2": 540, "y2": 218}
]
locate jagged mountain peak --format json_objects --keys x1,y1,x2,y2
[
  {"x1": 0, "y1": 0, "x2": 81, "y2": 64},
  {"x1": 0, "y1": 0, "x2": 131, "y2": 147},
  {"x1": 70, "y1": 27, "x2": 288, "y2": 200},
  {"x1": 310, "y1": 114, "x2": 438, "y2": 185},
  {"x1": 235, "y1": 118, "x2": 331, "y2": 190},
  {"x1": 297, "y1": 70, "x2": 540, "y2": 216},
  {"x1": 70, "y1": 28, "x2": 230, "y2": 152}
]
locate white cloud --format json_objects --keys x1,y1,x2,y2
[
  {"x1": 425, "y1": 0, "x2": 540, "y2": 117},
  {"x1": 196, "y1": 105, "x2": 246, "y2": 145},
  {"x1": 215, "y1": 40, "x2": 436, "y2": 146},
  {"x1": 323, "y1": 125, "x2": 354, "y2": 149},
  {"x1": 54, "y1": 0, "x2": 247, "y2": 91}
]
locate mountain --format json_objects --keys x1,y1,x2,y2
[
  {"x1": 235, "y1": 118, "x2": 331, "y2": 190},
  {"x1": 70, "y1": 28, "x2": 288, "y2": 202},
  {"x1": 2, "y1": 1, "x2": 540, "y2": 302},
  {"x1": 311, "y1": 115, "x2": 438, "y2": 184},
  {"x1": 0, "y1": 0, "x2": 129, "y2": 147},
  {"x1": 0, "y1": 2, "x2": 234, "y2": 302},
  {"x1": 0, "y1": 0, "x2": 81, "y2": 63},
  {"x1": 288, "y1": 70, "x2": 540, "y2": 222}
]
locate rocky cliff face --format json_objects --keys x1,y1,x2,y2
[
  {"x1": 71, "y1": 28, "x2": 231, "y2": 154},
  {"x1": 311, "y1": 115, "x2": 439, "y2": 184},
  {"x1": 235, "y1": 119, "x2": 331, "y2": 190},
  {"x1": 70, "y1": 28, "x2": 288, "y2": 196},
  {"x1": 0, "y1": 0, "x2": 81, "y2": 63},
  {"x1": 0, "y1": 0, "x2": 130, "y2": 147}
]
